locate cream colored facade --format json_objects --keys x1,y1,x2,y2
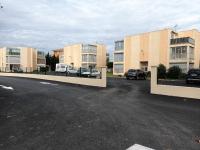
[
  {"x1": 0, "y1": 47, "x2": 46, "y2": 72},
  {"x1": 113, "y1": 28, "x2": 200, "y2": 75},
  {"x1": 52, "y1": 48, "x2": 64, "y2": 57},
  {"x1": 63, "y1": 44, "x2": 106, "y2": 68},
  {"x1": 52, "y1": 48, "x2": 64, "y2": 63}
]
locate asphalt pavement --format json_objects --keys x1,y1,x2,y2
[{"x1": 0, "y1": 77, "x2": 200, "y2": 150}]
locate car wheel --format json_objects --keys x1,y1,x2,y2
[{"x1": 126, "y1": 77, "x2": 129, "y2": 80}]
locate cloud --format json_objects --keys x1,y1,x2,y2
[{"x1": 0, "y1": 0, "x2": 200, "y2": 53}]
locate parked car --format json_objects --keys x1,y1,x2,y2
[
  {"x1": 66, "y1": 68, "x2": 78, "y2": 76},
  {"x1": 125, "y1": 69, "x2": 146, "y2": 80},
  {"x1": 77, "y1": 68, "x2": 90, "y2": 77},
  {"x1": 56, "y1": 63, "x2": 71, "y2": 73},
  {"x1": 186, "y1": 69, "x2": 200, "y2": 84},
  {"x1": 13, "y1": 68, "x2": 23, "y2": 73},
  {"x1": 90, "y1": 69, "x2": 101, "y2": 78},
  {"x1": 77, "y1": 68, "x2": 101, "y2": 78}
]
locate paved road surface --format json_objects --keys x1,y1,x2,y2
[{"x1": 0, "y1": 77, "x2": 200, "y2": 150}]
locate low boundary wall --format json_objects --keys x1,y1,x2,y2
[
  {"x1": 0, "y1": 67, "x2": 107, "y2": 88},
  {"x1": 151, "y1": 66, "x2": 200, "y2": 99}
]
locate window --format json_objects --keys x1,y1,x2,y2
[
  {"x1": 170, "y1": 37, "x2": 195, "y2": 45},
  {"x1": 114, "y1": 53, "x2": 124, "y2": 62},
  {"x1": 170, "y1": 46, "x2": 187, "y2": 60},
  {"x1": 82, "y1": 44, "x2": 97, "y2": 53},
  {"x1": 115, "y1": 41, "x2": 124, "y2": 51},
  {"x1": 82, "y1": 54, "x2": 96, "y2": 62},
  {"x1": 6, "y1": 48, "x2": 20, "y2": 55},
  {"x1": 37, "y1": 51, "x2": 45, "y2": 58},
  {"x1": 169, "y1": 63, "x2": 187, "y2": 73},
  {"x1": 37, "y1": 59, "x2": 46, "y2": 64},
  {"x1": 114, "y1": 64, "x2": 124, "y2": 73},
  {"x1": 82, "y1": 63, "x2": 96, "y2": 69},
  {"x1": 189, "y1": 63, "x2": 194, "y2": 69},
  {"x1": 6, "y1": 56, "x2": 20, "y2": 64},
  {"x1": 88, "y1": 54, "x2": 96, "y2": 62},
  {"x1": 189, "y1": 47, "x2": 194, "y2": 60},
  {"x1": 59, "y1": 55, "x2": 64, "y2": 63},
  {"x1": 82, "y1": 54, "x2": 87, "y2": 62}
]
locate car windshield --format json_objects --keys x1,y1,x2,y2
[
  {"x1": 92, "y1": 70, "x2": 98, "y2": 72},
  {"x1": 189, "y1": 69, "x2": 200, "y2": 74},
  {"x1": 128, "y1": 69, "x2": 136, "y2": 72},
  {"x1": 81, "y1": 68, "x2": 88, "y2": 72}
]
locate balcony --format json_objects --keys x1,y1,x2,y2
[
  {"x1": 115, "y1": 40, "x2": 124, "y2": 51},
  {"x1": 82, "y1": 44, "x2": 97, "y2": 54},
  {"x1": 170, "y1": 37, "x2": 195, "y2": 45}
]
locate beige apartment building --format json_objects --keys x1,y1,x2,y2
[
  {"x1": 0, "y1": 47, "x2": 46, "y2": 72},
  {"x1": 52, "y1": 48, "x2": 64, "y2": 63},
  {"x1": 113, "y1": 28, "x2": 200, "y2": 75},
  {"x1": 62, "y1": 43, "x2": 106, "y2": 68},
  {"x1": 52, "y1": 48, "x2": 64, "y2": 58}
]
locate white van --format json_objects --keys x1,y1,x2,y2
[
  {"x1": 55, "y1": 63, "x2": 77, "y2": 74},
  {"x1": 55, "y1": 64, "x2": 70, "y2": 73}
]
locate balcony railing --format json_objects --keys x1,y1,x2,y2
[{"x1": 170, "y1": 37, "x2": 195, "y2": 45}]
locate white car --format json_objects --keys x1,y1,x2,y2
[
  {"x1": 56, "y1": 64, "x2": 69, "y2": 73},
  {"x1": 91, "y1": 69, "x2": 101, "y2": 78},
  {"x1": 66, "y1": 68, "x2": 78, "y2": 75},
  {"x1": 81, "y1": 69, "x2": 101, "y2": 78}
]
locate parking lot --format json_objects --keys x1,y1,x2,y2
[{"x1": 0, "y1": 77, "x2": 200, "y2": 150}]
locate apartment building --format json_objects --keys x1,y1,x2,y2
[
  {"x1": 63, "y1": 44, "x2": 106, "y2": 68},
  {"x1": 113, "y1": 28, "x2": 200, "y2": 75},
  {"x1": 0, "y1": 47, "x2": 46, "y2": 72},
  {"x1": 52, "y1": 48, "x2": 64, "y2": 63}
]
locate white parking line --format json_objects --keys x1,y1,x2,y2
[
  {"x1": 126, "y1": 144, "x2": 155, "y2": 150},
  {"x1": 0, "y1": 85, "x2": 14, "y2": 90},
  {"x1": 40, "y1": 82, "x2": 58, "y2": 86}
]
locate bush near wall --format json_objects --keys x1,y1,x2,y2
[
  {"x1": 157, "y1": 64, "x2": 166, "y2": 79},
  {"x1": 40, "y1": 67, "x2": 48, "y2": 74},
  {"x1": 167, "y1": 66, "x2": 182, "y2": 79}
]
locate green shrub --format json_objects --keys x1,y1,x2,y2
[
  {"x1": 179, "y1": 73, "x2": 187, "y2": 79},
  {"x1": 157, "y1": 64, "x2": 166, "y2": 79},
  {"x1": 40, "y1": 67, "x2": 47, "y2": 74},
  {"x1": 167, "y1": 66, "x2": 182, "y2": 79}
]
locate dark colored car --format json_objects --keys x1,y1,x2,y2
[
  {"x1": 186, "y1": 69, "x2": 200, "y2": 84},
  {"x1": 76, "y1": 68, "x2": 90, "y2": 77},
  {"x1": 125, "y1": 69, "x2": 146, "y2": 80}
]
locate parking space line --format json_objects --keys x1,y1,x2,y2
[
  {"x1": 0, "y1": 85, "x2": 14, "y2": 90},
  {"x1": 40, "y1": 82, "x2": 58, "y2": 86},
  {"x1": 126, "y1": 144, "x2": 155, "y2": 150}
]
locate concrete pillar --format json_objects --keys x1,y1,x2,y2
[
  {"x1": 101, "y1": 67, "x2": 107, "y2": 87},
  {"x1": 151, "y1": 66, "x2": 158, "y2": 93},
  {"x1": 186, "y1": 46, "x2": 190, "y2": 72}
]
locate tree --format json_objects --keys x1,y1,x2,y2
[
  {"x1": 107, "y1": 62, "x2": 113, "y2": 69},
  {"x1": 45, "y1": 53, "x2": 59, "y2": 71},
  {"x1": 167, "y1": 66, "x2": 182, "y2": 79},
  {"x1": 157, "y1": 64, "x2": 166, "y2": 79},
  {"x1": 45, "y1": 52, "x2": 51, "y2": 66},
  {"x1": 50, "y1": 55, "x2": 59, "y2": 71}
]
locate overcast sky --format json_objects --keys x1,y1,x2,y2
[{"x1": 0, "y1": 0, "x2": 200, "y2": 53}]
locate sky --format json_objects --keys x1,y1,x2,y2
[{"x1": 0, "y1": 0, "x2": 200, "y2": 54}]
